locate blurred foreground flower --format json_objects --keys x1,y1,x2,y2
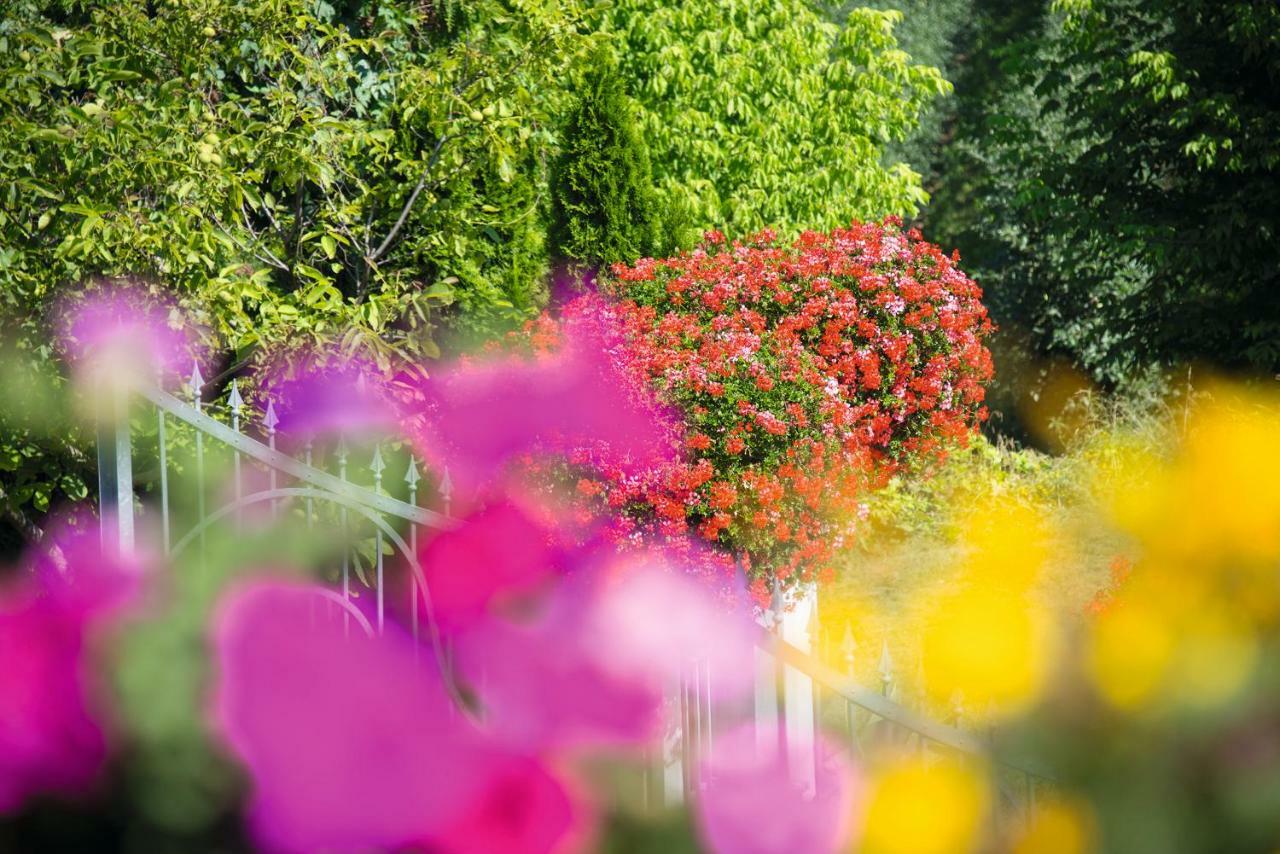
[
  {"x1": 409, "y1": 317, "x2": 677, "y2": 499},
  {"x1": 0, "y1": 518, "x2": 137, "y2": 813},
  {"x1": 210, "y1": 580, "x2": 593, "y2": 853},
  {"x1": 694, "y1": 725, "x2": 856, "y2": 854},
  {"x1": 858, "y1": 756, "x2": 989, "y2": 854},
  {"x1": 57, "y1": 281, "x2": 203, "y2": 406},
  {"x1": 451, "y1": 545, "x2": 758, "y2": 752}
]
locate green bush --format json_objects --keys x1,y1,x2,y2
[{"x1": 549, "y1": 52, "x2": 687, "y2": 266}]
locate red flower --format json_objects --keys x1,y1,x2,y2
[{"x1": 513, "y1": 219, "x2": 992, "y2": 591}]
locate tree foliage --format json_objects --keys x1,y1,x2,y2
[
  {"x1": 931, "y1": 0, "x2": 1280, "y2": 382},
  {"x1": 600, "y1": 1, "x2": 952, "y2": 236},
  {"x1": 0, "y1": 0, "x2": 587, "y2": 539},
  {"x1": 549, "y1": 51, "x2": 685, "y2": 267},
  {"x1": 0, "y1": 0, "x2": 586, "y2": 368}
]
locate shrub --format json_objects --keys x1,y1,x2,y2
[
  {"x1": 549, "y1": 53, "x2": 684, "y2": 266},
  {"x1": 546, "y1": 220, "x2": 994, "y2": 598}
]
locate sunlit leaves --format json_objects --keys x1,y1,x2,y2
[{"x1": 600, "y1": 1, "x2": 949, "y2": 235}]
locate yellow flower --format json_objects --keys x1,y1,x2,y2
[
  {"x1": 953, "y1": 499, "x2": 1053, "y2": 591},
  {"x1": 1088, "y1": 597, "x2": 1175, "y2": 710},
  {"x1": 1013, "y1": 796, "x2": 1096, "y2": 854},
  {"x1": 922, "y1": 585, "x2": 1055, "y2": 717},
  {"x1": 857, "y1": 757, "x2": 989, "y2": 854}
]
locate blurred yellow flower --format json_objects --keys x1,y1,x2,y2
[
  {"x1": 1013, "y1": 796, "x2": 1096, "y2": 854},
  {"x1": 922, "y1": 585, "x2": 1055, "y2": 717},
  {"x1": 953, "y1": 499, "x2": 1052, "y2": 591},
  {"x1": 1107, "y1": 387, "x2": 1280, "y2": 574},
  {"x1": 857, "y1": 757, "x2": 989, "y2": 854},
  {"x1": 1088, "y1": 597, "x2": 1175, "y2": 710}
]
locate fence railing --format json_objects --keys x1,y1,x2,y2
[
  {"x1": 98, "y1": 366, "x2": 456, "y2": 658},
  {"x1": 662, "y1": 625, "x2": 1049, "y2": 814}
]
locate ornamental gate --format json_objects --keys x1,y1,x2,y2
[
  {"x1": 96, "y1": 364, "x2": 454, "y2": 648},
  {"x1": 97, "y1": 364, "x2": 1047, "y2": 814}
]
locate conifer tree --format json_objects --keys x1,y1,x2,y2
[{"x1": 550, "y1": 52, "x2": 683, "y2": 266}]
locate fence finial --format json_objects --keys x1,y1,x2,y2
[
  {"x1": 404, "y1": 456, "x2": 421, "y2": 490},
  {"x1": 371, "y1": 445, "x2": 386, "y2": 479},
  {"x1": 263, "y1": 399, "x2": 279, "y2": 435},
  {"x1": 840, "y1": 623, "x2": 857, "y2": 673},
  {"x1": 878, "y1": 640, "x2": 895, "y2": 695},
  {"x1": 187, "y1": 360, "x2": 205, "y2": 400},
  {"x1": 227, "y1": 379, "x2": 244, "y2": 416},
  {"x1": 439, "y1": 466, "x2": 453, "y2": 503}
]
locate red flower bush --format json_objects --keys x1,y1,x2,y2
[{"x1": 528, "y1": 219, "x2": 993, "y2": 597}]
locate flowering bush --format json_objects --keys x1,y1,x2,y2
[{"x1": 541, "y1": 219, "x2": 993, "y2": 596}]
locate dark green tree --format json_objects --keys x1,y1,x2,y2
[
  {"x1": 549, "y1": 55, "x2": 679, "y2": 266},
  {"x1": 931, "y1": 0, "x2": 1280, "y2": 384}
]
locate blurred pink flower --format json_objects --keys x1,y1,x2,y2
[
  {"x1": 409, "y1": 319, "x2": 677, "y2": 498},
  {"x1": 695, "y1": 726, "x2": 858, "y2": 854},
  {"x1": 210, "y1": 579, "x2": 590, "y2": 853},
  {"x1": 454, "y1": 573, "x2": 664, "y2": 752},
  {"x1": 419, "y1": 499, "x2": 566, "y2": 634},
  {"x1": 436, "y1": 755, "x2": 594, "y2": 854},
  {"x1": 58, "y1": 282, "x2": 202, "y2": 389},
  {"x1": 256, "y1": 355, "x2": 401, "y2": 440},
  {"x1": 583, "y1": 553, "x2": 758, "y2": 703},
  {"x1": 0, "y1": 518, "x2": 137, "y2": 813},
  {"x1": 454, "y1": 548, "x2": 757, "y2": 753}
]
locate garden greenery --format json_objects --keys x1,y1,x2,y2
[
  {"x1": 600, "y1": 1, "x2": 951, "y2": 235},
  {"x1": 930, "y1": 0, "x2": 1280, "y2": 383},
  {"x1": 0, "y1": 0, "x2": 955, "y2": 540},
  {"x1": 548, "y1": 51, "x2": 687, "y2": 267}
]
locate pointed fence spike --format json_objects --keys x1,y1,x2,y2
[
  {"x1": 263, "y1": 399, "x2": 279, "y2": 433},
  {"x1": 840, "y1": 624, "x2": 857, "y2": 659},
  {"x1": 187, "y1": 360, "x2": 205, "y2": 399},
  {"x1": 370, "y1": 445, "x2": 386, "y2": 477},
  {"x1": 439, "y1": 466, "x2": 453, "y2": 500},
  {"x1": 227, "y1": 379, "x2": 244, "y2": 414},
  {"x1": 336, "y1": 435, "x2": 349, "y2": 464},
  {"x1": 878, "y1": 640, "x2": 894, "y2": 683},
  {"x1": 404, "y1": 456, "x2": 421, "y2": 488}
]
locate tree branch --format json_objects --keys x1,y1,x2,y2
[{"x1": 369, "y1": 133, "x2": 450, "y2": 262}]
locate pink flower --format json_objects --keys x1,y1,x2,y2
[
  {"x1": 410, "y1": 317, "x2": 676, "y2": 499},
  {"x1": 694, "y1": 726, "x2": 859, "y2": 854},
  {"x1": 453, "y1": 573, "x2": 664, "y2": 752},
  {"x1": 436, "y1": 755, "x2": 594, "y2": 854},
  {"x1": 209, "y1": 579, "x2": 589, "y2": 853},
  {"x1": 256, "y1": 354, "x2": 402, "y2": 440},
  {"x1": 453, "y1": 547, "x2": 757, "y2": 752},
  {"x1": 418, "y1": 499, "x2": 565, "y2": 634},
  {"x1": 0, "y1": 518, "x2": 137, "y2": 813},
  {"x1": 58, "y1": 281, "x2": 203, "y2": 391}
]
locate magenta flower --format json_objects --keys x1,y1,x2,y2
[
  {"x1": 435, "y1": 755, "x2": 594, "y2": 854},
  {"x1": 209, "y1": 579, "x2": 590, "y2": 853},
  {"x1": 256, "y1": 354, "x2": 402, "y2": 440},
  {"x1": 694, "y1": 725, "x2": 859, "y2": 854},
  {"x1": 453, "y1": 548, "x2": 757, "y2": 753},
  {"x1": 453, "y1": 572, "x2": 664, "y2": 752},
  {"x1": 409, "y1": 319, "x2": 677, "y2": 498},
  {"x1": 419, "y1": 498, "x2": 566, "y2": 634},
  {"x1": 58, "y1": 281, "x2": 203, "y2": 391},
  {"x1": 0, "y1": 518, "x2": 137, "y2": 813}
]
